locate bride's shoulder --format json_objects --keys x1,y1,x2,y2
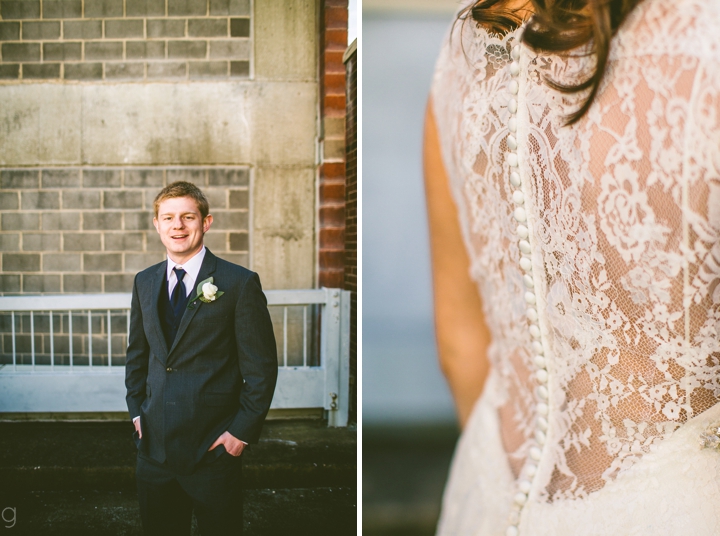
[{"x1": 613, "y1": 0, "x2": 720, "y2": 61}]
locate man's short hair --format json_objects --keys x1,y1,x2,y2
[{"x1": 153, "y1": 181, "x2": 210, "y2": 219}]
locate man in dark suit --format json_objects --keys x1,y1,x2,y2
[{"x1": 125, "y1": 181, "x2": 278, "y2": 535}]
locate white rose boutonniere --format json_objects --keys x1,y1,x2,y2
[{"x1": 188, "y1": 277, "x2": 224, "y2": 308}]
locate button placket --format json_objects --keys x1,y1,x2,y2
[{"x1": 504, "y1": 38, "x2": 550, "y2": 536}]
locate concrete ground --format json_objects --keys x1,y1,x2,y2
[
  {"x1": 0, "y1": 419, "x2": 356, "y2": 535},
  {"x1": 362, "y1": 424, "x2": 459, "y2": 536}
]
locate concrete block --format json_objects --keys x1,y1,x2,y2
[
  {"x1": 21, "y1": 191, "x2": 60, "y2": 210},
  {"x1": 42, "y1": 253, "x2": 81, "y2": 271},
  {"x1": 168, "y1": 40, "x2": 206, "y2": 58},
  {"x1": 104, "y1": 190, "x2": 143, "y2": 209},
  {"x1": 0, "y1": 233, "x2": 20, "y2": 251},
  {"x1": 2, "y1": 213, "x2": 40, "y2": 231},
  {"x1": 125, "y1": 252, "x2": 163, "y2": 271},
  {"x1": 83, "y1": 252, "x2": 122, "y2": 272},
  {"x1": 62, "y1": 190, "x2": 101, "y2": 209},
  {"x1": 167, "y1": 168, "x2": 206, "y2": 185},
  {"x1": 230, "y1": 17, "x2": 248, "y2": 37},
  {"x1": 228, "y1": 189, "x2": 248, "y2": 209},
  {"x1": 124, "y1": 169, "x2": 164, "y2": 187},
  {"x1": 83, "y1": 212, "x2": 122, "y2": 230},
  {"x1": 124, "y1": 211, "x2": 153, "y2": 230},
  {"x1": 42, "y1": 212, "x2": 80, "y2": 231},
  {"x1": 22, "y1": 21, "x2": 60, "y2": 39},
  {"x1": 81, "y1": 84, "x2": 252, "y2": 165},
  {"x1": 63, "y1": 232, "x2": 100, "y2": 250},
  {"x1": 3, "y1": 253, "x2": 40, "y2": 271},
  {"x1": 84, "y1": 0, "x2": 123, "y2": 18},
  {"x1": 208, "y1": 168, "x2": 248, "y2": 186},
  {"x1": 167, "y1": 0, "x2": 207, "y2": 16},
  {"x1": 104, "y1": 232, "x2": 143, "y2": 251},
  {"x1": 229, "y1": 231, "x2": 247, "y2": 251},
  {"x1": 62, "y1": 20, "x2": 101, "y2": 39},
  {"x1": 126, "y1": 40, "x2": 165, "y2": 59},
  {"x1": 220, "y1": 252, "x2": 247, "y2": 267},
  {"x1": 43, "y1": 169, "x2": 80, "y2": 188},
  {"x1": 252, "y1": 231, "x2": 313, "y2": 289},
  {"x1": 0, "y1": 64, "x2": 19, "y2": 78},
  {"x1": 254, "y1": 0, "x2": 316, "y2": 80},
  {"x1": 323, "y1": 116, "x2": 345, "y2": 139},
  {"x1": 83, "y1": 169, "x2": 121, "y2": 187},
  {"x1": 22, "y1": 233, "x2": 60, "y2": 251},
  {"x1": 1, "y1": 170, "x2": 39, "y2": 188},
  {"x1": 254, "y1": 167, "x2": 313, "y2": 231},
  {"x1": 43, "y1": 42, "x2": 81, "y2": 61},
  {"x1": 0, "y1": 0, "x2": 40, "y2": 19},
  {"x1": 64, "y1": 62, "x2": 102, "y2": 80},
  {"x1": 105, "y1": 62, "x2": 145, "y2": 80},
  {"x1": 146, "y1": 61, "x2": 187, "y2": 78},
  {"x1": 22, "y1": 62, "x2": 60, "y2": 79},
  {"x1": 2, "y1": 42, "x2": 40, "y2": 61},
  {"x1": 147, "y1": 19, "x2": 185, "y2": 38},
  {"x1": 105, "y1": 19, "x2": 144, "y2": 39},
  {"x1": 229, "y1": 60, "x2": 248, "y2": 77},
  {"x1": 249, "y1": 83, "x2": 317, "y2": 166},
  {"x1": 0, "y1": 192, "x2": 19, "y2": 210},
  {"x1": 42, "y1": 0, "x2": 82, "y2": 18},
  {"x1": 209, "y1": 210, "x2": 247, "y2": 230},
  {"x1": 202, "y1": 230, "x2": 225, "y2": 251},
  {"x1": 204, "y1": 187, "x2": 226, "y2": 209},
  {"x1": 145, "y1": 230, "x2": 163, "y2": 251},
  {"x1": 324, "y1": 138, "x2": 345, "y2": 160},
  {"x1": 208, "y1": 0, "x2": 248, "y2": 16},
  {"x1": 85, "y1": 41, "x2": 123, "y2": 60},
  {"x1": 188, "y1": 18, "x2": 227, "y2": 37},
  {"x1": 63, "y1": 274, "x2": 101, "y2": 292},
  {"x1": 189, "y1": 60, "x2": 227, "y2": 79},
  {"x1": 208, "y1": 39, "x2": 248, "y2": 59},
  {"x1": 0, "y1": 274, "x2": 21, "y2": 292},
  {"x1": 104, "y1": 273, "x2": 134, "y2": 292},
  {"x1": 23, "y1": 274, "x2": 61, "y2": 292},
  {"x1": 126, "y1": 0, "x2": 164, "y2": 17},
  {"x1": 0, "y1": 21, "x2": 19, "y2": 39}
]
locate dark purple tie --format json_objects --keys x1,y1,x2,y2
[{"x1": 171, "y1": 267, "x2": 187, "y2": 318}]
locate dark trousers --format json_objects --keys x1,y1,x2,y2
[{"x1": 136, "y1": 448, "x2": 243, "y2": 536}]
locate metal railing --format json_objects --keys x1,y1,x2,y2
[{"x1": 0, "y1": 288, "x2": 350, "y2": 426}]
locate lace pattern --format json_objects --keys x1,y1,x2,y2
[{"x1": 431, "y1": 0, "x2": 720, "y2": 507}]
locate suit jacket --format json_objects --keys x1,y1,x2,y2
[{"x1": 125, "y1": 248, "x2": 278, "y2": 475}]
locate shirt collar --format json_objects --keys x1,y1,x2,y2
[{"x1": 166, "y1": 246, "x2": 206, "y2": 285}]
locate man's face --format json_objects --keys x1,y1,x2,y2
[{"x1": 153, "y1": 196, "x2": 213, "y2": 263}]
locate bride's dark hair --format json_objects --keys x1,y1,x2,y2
[{"x1": 459, "y1": 0, "x2": 643, "y2": 124}]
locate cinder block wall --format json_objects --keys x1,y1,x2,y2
[
  {"x1": 0, "y1": 0, "x2": 251, "y2": 81},
  {"x1": 0, "y1": 0, "x2": 321, "y2": 295}
]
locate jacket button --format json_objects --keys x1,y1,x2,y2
[{"x1": 166, "y1": 367, "x2": 172, "y2": 372}]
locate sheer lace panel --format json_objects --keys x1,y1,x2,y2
[{"x1": 431, "y1": 0, "x2": 720, "y2": 502}]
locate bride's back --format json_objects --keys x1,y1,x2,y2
[{"x1": 431, "y1": 0, "x2": 720, "y2": 512}]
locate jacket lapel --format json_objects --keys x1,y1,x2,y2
[
  {"x1": 150, "y1": 260, "x2": 170, "y2": 363},
  {"x1": 167, "y1": 249, "x2": 218, "y2": 360}
]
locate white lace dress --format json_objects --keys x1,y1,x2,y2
[{"x1": 430, "y1": 0, "x2": 720, "y2": 534}]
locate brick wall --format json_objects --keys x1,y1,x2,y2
[
  {"x1": 0, "y1": 166, "x2": 249, "y2": 294},
  {"x1": 343, "y1": 38, "x2": 356, "y2": 425},
  {"x1": 317, "y1": 0, "x2": 346, "y2": 289},
  {"x1": 0, "y1": 0, "x2": 251, "y2": 81}
]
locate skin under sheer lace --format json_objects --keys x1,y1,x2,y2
[{"x1": 431, "y1": 0, "x2": 720, "y2": 532}]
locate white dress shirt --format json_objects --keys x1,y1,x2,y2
[{"x1": 166, "y1": 245, "x2": 206, "y2": 300}]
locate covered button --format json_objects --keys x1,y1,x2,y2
[
  {"x1": 513, "y1": 492, "x2": 528, "y2": 505},
  {"x1": 526, "y1": 307, "x2": 538, "y2": 322},
  {"x1": 529, "y1": 324, "x2": 541, "y2": 339},
  {"x1": 506, "y1": 526, "x2": 519, "y2": 536},
  {"x1": 519, "y1": 239, "x2": 531, "y2": 254},
  {"x1": 509, "y1": 80, "x2": 519, "y2": 95},
  {"x1": 517, "y1": 225, "x2": 529, "y2": 239},
  {"x1": 514, "y1": 207, "x2": 527, "y2": 222},
  {"x1": 510, "y1": 171, "x2": 521, "y2": 187},
  {"x1": 510, "y1": 61, "x2": 520, "y2": 76},
  {"x1": 536, "y1": 369, "x2": 548, "y2": 383},
  {"x1": 508, "y1": 98, "x2": 518, "y2": 113},
  {"x1": 537, "y1": 402, "x2": 549, "y2": 416},
  {"x1": 520, "y1": 256, "x2": 532, "y2": 271},
  {"x1": 511, "y1": 44, "x2": 520, "y2": 60},
  {"x1": 509, "y1": 117, "x2": 518, "y2": 133},
  {"x1": 513, "y1": 190, "x2": 525, "y2": 205},
  {"x1": 508, "y1": 153, "x2": 519, "y2": 167},
  {"x1": 507, "y1": 134, "x2": 518, "y2": 150},
  {"x1": 523, "y1": 274, "x2": 534, "y2": 288},
  {"x1": 529, "y1": 446, "x2": 542, "y2": 461}
]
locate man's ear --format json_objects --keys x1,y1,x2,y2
[
  {"x1": 152, "y1": 217, "x2": 159, "y2": 232},
  {"x1": 203, "y1": 214, "x2": 213, "y2": 233}
]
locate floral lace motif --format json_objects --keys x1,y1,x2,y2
[{"x1": 431, "y1": 0, "x2": 720, "y2": 504}]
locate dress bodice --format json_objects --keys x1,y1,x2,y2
[{"x1": 431, "y1": 0, "x2": 720, "y2": 533}]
